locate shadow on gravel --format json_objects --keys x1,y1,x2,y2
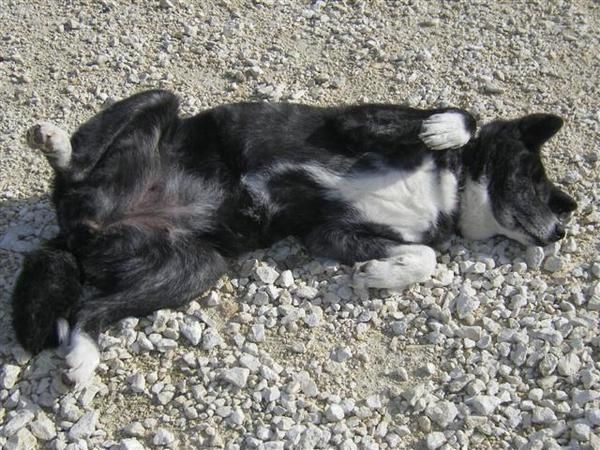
[
  {"x1": 0, "y1": 194, "x2": 58, "y2": 296},
  {"x1": 0, "y1": 195, "x2": 76, "y2": 407},
  {"x1": 0, "y1": 193, "x2": 58, "y2": 320},
  {"x1": 0, "y1": 195, "x2": 57, "y2": 250}
]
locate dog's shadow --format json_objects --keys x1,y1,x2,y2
[{"x1": 0, "y1": 195, "x2": 73, "y2": 401}]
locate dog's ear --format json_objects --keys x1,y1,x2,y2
[{"x1": 518, "y1": 114, "x2": 563, "y2": 151}]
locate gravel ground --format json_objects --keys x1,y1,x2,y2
[{"x1": 1, "y1": 1, "x2": 599, "y2": 449}]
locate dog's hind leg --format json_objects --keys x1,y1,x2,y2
[
  {"x1": 26, "y1": 90, "x2": 179, "y2": 182},
  {"x1": 26, "y1": 122, "x2": 72, "y2": 171},
  {"x1": 62, "y1": 234, "x2": 227, "y2": 387},
  {"x1": 304, "y1": 222, "x2": 436, "y2": 290}
]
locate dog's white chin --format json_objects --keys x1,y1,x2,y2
[{"x1": 459, "y1": 177, "x2": 534, "y2": 246}]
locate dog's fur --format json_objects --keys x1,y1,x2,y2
[{"x1": 12, "y1": 90, "x2": 577, "y2": 386}]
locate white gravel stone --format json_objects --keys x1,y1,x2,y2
[
  {"x1": 390, "y1": 320, "x2": 407, "y2": 336},
  {"x1": 206, "y1": 291, "x2": 220, "y2": 306},
  {"x1": 325, "y1": 404, "x2": 345, "y2": 421},
  {"x1": 180, "y1": 320, "x2": 203, "y2": 345},
  {"x1": 249, "y1": 324, "x2": 266, "y2": 343},
  {"x1": 0, "y1": 365, "x2": 21, "y2": 389},
  {"x1": 426, "y1": 431, "x2": 446, "y2": 450},
  {"x1": 403, "y1": 384, "x2": 426, "y2": 406},
  {"x1": 128, "y1": 373, "x2": 146, "y2": 393},
  {"x1": 528, "y1": 388, "x2": 544, "y2": 402},
  {"x1": 123, "y1": 422, "x2": 146, "y2": 438},
  {"x1": 227, "y1": 407, "x2": 245, "y2": 426},
  {"x1": 5, "y1": 428, "x2": 37, "y2": 450},
  {"x1": 2, "y1": 410, "x2": 35, "y2": 436},
  {"x1": 557, "y1": 352, "x2": 581, "y2": 377},
  {"x1": 366, "y1": 394, "x2": 383, "y2": 409},
  {"x1": 339, "y1": 439, "x2": 358, "y2": 450},
  {"x1": 135, "y1": 333, "x2": 154, "y2": 351},
  {"x1": 571, "y1": 423, "x2": 591, "y2": 441},
  {"x1": 467, "y1": 395, "x2": 501, "y2": 416},
  {"x1": 220, "y1": 367, "x2": 250, "y2": 388},
  {"x1": 543, "y1": 255, "x2": 563, "y2": 272},
  {"x1": 156, "y1": 388, "x2": 175, "y2": 405},
  {"x1": 455, "y1": 291, "x2": 479, "y2": 318},
  {"x1": 572, "y1": 389, "x2": 600, "y2": 406},
  {"x1": 153, "y1": 428, "x2": 175, "y2": 446},
  {"x1": 277, "y1": 270, "x2": 294, "y2": 287},
  {"x1": 304, "y1": 307, "x2": 323, "y2": 327},
  {"x1": 294, "y1": 371, "x2": 319, "y2": 397},
  {"x1": 201, "y1": 328, "x2": 223, "y2": 350},
  {"x1": 255, "y1": 265, "x2": 279, "y2": 284},
  {"x1": 526, "y1": 246, "x2": 545, "y2": 269},
  {"x1": 30, "y1": 412, "x2": 56, "y2": 440},
  {"x1": 263, "y1": 386, "x2": 281, "y2": 402},
  {"x1": 68, "y1": 411, "x2": 98, "y2": 440},
  {"x1": 119, "y1": 438, "x2": 144, "y2": 450},
  {"x1": 156, "y1": 337, "x2": 177, "y2": 352},
  {"x1": 531, "y1": 407, "x2": 557, "y2": 424},
  {"x1": 239, "y1": 353, "x2": 261, "y2": 372},
  {"x1": 426, "y1": 400, "x2": 459, "y2": 428},
  {"x1": 330, "y1": 346, "x2": 353, "y2": 362},
  {"x1": 588, "y1": 282, "x2": 600, "y2": 310},
  {"x1": 586, "y1": 408, "x2": 600, "y2": 426},
  {"x1": 296, "y1": 285, "x2": 319, "y2": 299}
]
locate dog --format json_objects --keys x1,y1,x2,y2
[{"x1": 11, "y1": 89, "x2": 577, "y2": 386}]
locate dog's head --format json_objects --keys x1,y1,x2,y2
[{"x1": 460, "y1": 113, "x2": 577, "y2": 246}]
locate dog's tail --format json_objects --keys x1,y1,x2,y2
[{"x1": 11, "y1": 238, "x2": 82, "y2": 354}]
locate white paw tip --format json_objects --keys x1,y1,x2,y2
[
  {"x1": 26, "y1": 122, "x2": 66, "y2": 148},
  {"x1": 56, "y1": 318, "x2": 70, "y2": 346},
  {"x1": 26, "y1": 122, "x2": 72, "y2": 168},
  {"x1": 63, "y1": 329, "x2": 100, "y2": 388},
  {"x1": 420, "y1": 112, "x2": 473, "y2": 150}
]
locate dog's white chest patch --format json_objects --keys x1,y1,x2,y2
[
  {"x1": 459, "y1": 177, "x2": 531, "y2": 244},
  {"x1": 310, "y1": 160, "x2": 458, "y2": 242}
]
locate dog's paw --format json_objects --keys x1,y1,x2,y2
[
  {"x1": 353, "y1": 258, "x2": 412, "y2": 290},
  {"x1": 62, "y1": 329, "x2": 100, "y2": 388},
  {"x1": 419, "y1": 112, "x2": 473, "y2": 150},
  {"x1": 352, "y1": 245, "x2": 437, "y2": 290},
  {"x1": 26, "y1": 122, "x2": 72, "y2": 169}
]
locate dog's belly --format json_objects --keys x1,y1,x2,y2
[{"x1": 310, "y1": 160, "x2": 459, "y2": 242}]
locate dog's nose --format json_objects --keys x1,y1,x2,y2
[{"x1": 550, "y1": 224, "x2": 566, "y2": 242}]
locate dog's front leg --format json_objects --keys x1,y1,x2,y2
[
  {"x1": 303, "y1": 224, "x2": 437, "y2": 290},
  {"x1": 334, "y1": 105, "x2": 476, "y2": 153},
  {"x1": 352, "y1": 244, "x2": 437, "y2": 290}
]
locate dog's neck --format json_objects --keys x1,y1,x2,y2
[{"x1": 455, "y1": 139, "x2": 500, "y2": 241}]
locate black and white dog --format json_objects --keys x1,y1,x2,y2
[{"x1": 12, "y1": 90, "x2": 577, "y2": 386}]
